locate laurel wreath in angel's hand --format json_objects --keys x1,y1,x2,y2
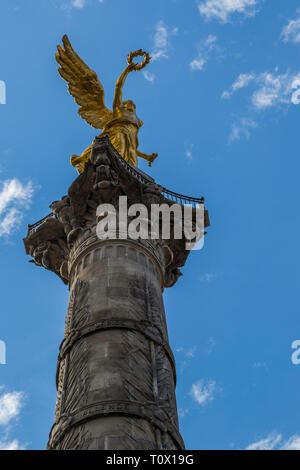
[{"x1": 127, "y1": 49, "x2": 150, "y2": 71}]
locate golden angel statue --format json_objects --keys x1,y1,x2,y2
[{"x1": 56, "y1": 35, "x2": 158, "y2": 174}]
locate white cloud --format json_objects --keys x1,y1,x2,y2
[
  {"x1": 190, "y1": 58, "x2": 206, "y2": 71},
  {"x1": 246, "y1": 432, "x2": 282, "y2": 450},
  {"x1": 185, "y1": 142, "x2": 194, "y2": 160},
  {"x1": 178, "y1": 408, "x2": 190, "y2": 418},
  {"x1": 247, "y1": 432, "x2": 300, "y2": 450},
  {"x1": 222, "y1": 73, "x2": 255, "y2": 99},
  {"x1": 176, "y1": 345, "x2": 197, "y2": 358},
  {"x1": 223, "y1": 70, "x2": 300, "y2": 109},
  {"x1": 198, "y1": 0, "x2": 260, "y2": 23},
  {"x1": 0, "y1": 388, "x2": 26, "y2": 451},
  {"x1": 176, "y1": 345, "x2": 198, "y2": 374},
  {"x1": 0, "y1": 439, "x2": 24, "y2": 450},
  {"x1": 200, "y1": 272, "x2": 217, "y2": 281},
  {"x1": 252, "y1": 73, "x2": 286, "y2": 109},
  {"x1": 143, "y1": 71, "x2": 155, "y2": 83},
  {"x1": 252, "y1": 72, "x2": 300, "y2": 109},
  {"x1": 0, "y1": 179, "x2": 34, "y2": 237},
  {"x1": 206, "y1": 336, "x2": 217, "y2": 354},
  {"x1": 185, "y1": 346, "x2": 197, "y2": 358},
  {"x1": 291, "y1": 77, "x2": 300, "y2": 104},
  {"x1": 72, "y1": 0, "x2": 85, "y2": 8},
  {"x1": 281, "y1": 435, "x2": 300, "y2": 450},
  {"x1": 229, "y1": 117, "x2": 258, "y2": 143},
  {"x1": 0, "y1": 81, "x2": 6, "y2": 105},
  {"x1": 223, "y1": 70, "x2": 300, "y2": 142},
  {"x1": 0, "y1": 179, "x2": 33, "y2": 214},
  {"x1": 190, "y1": 379, "x2": 217, "y2": 406},
  {"x1": 281, "y1": 9, "x2": 300, "y2": 44},
  {"x1": 151, "y1": 21, "x2": 169, "y2": 61},
  {"x1": 0, "y1": 209, "x2": 21, "y2": 237},
  {"x1": 150, "y1": 20, "x2": 178, "y2": 62},
  {"x1": 0, "y1": 390, "x2": 24, "y2": 426},
  {"x1": 190, "y1": 35, "x2": 218, "y2": 72}
]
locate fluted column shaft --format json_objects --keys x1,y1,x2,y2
[{"x1": 49, "y1": 236, "x2": 184, "y2": 450}]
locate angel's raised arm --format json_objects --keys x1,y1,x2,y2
[{"x1": 113, "y1": 64, "x2": 135, "y2": 111}]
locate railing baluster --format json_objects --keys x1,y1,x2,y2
[{"x1": 27, "y1": 158, "x2": 205, "y2": 232}]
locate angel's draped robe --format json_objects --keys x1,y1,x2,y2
[{"x1": 71, "y1": 115, "x2": 142, "y2": 173}]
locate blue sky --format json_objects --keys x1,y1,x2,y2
[{"x1": 0, "y1": 0, "x2": 300, "y2": 450}]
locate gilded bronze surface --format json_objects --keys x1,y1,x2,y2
[{"x1": 56, "y1": 35, "x2": 158, "y2": 173}]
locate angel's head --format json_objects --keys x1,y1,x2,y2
[{"x1": 122, "y1": 100, "x2": 136, "y2": 113}]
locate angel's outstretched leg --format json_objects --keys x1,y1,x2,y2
[{"x1": 70, "y1": 144, "x2": 94, "y2": 174}]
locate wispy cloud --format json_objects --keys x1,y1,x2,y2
[
  {"x1": 0, "y1": 179, "x2": 33, "y2": 214},
  {"x1": 0, "y1": 390, "x2": 24, "y2": 426},
  {"x1": 246, "y1": 432, "x2": 282, "y2": 450},
  {"x1": 185, "y1": 142, "x2": 194, "y2": 160},
  {"x1": 252, "y1": 72, "x2": 300, "y2": 109},
  {"x1": 246, "y1": 432, "x2": 300, "y2": 450},
  {"x1": 291, "y1": 77, "x2": 300, "y2": 104},
  {"x1": 176, "y1": 345, "x2": 197, "y2": 358},
  {"x1": 0, "y1": 439, "x2": 24, "y2": 450},
  {"x1": 206, "y1": 336, "x2": 217, "y2": 354},
  {"x1": 150, "y1": 20, "x2": 178, "y2": 62},
  {"x1": 200, "y1": 272, "x2": 218, "y2": 282},
  {"x1": 0, "y1": 179, "x2": 34, "y2": 237},
  {"x1": 222, "y1": 69, "x2": 300, "y2": 109},
  {"x1": 190, "y1": 379, "x2": 217, "y2": 406},
  {"x1": 190, "y1": 35, "x2": 218, "y2": 71},
  {"x1": 0, "y1": 388, "x2": 25, "y2": 450},
  {"x1": 281, "y1": 9, "x2": 300, "y2": 44},
  {"x1": 282, "y1": 435, "x2": 300, "y2": 450},
  {"x1": 222, "y1": 73, "x2": 256, "y2": 99},
  {"x1": 179, "y1": 408, "x2": 190, "y2": 418},
  {"x1": 185, "y1": 346, "x2": 197, "y2": 358},
  {"x1": 190, "y1": 57, "x2": 206, "y2": 72},
  {"x1": 72, "y1": 0, "x2": 85, "y2": 8},
  {"x1": 143, "y1": 71, "x2": 155, "y2": 83},
  {"x1": 197, "y1": 0, "x2": 260, "y2": 24},
  {"x1": 0, "y1": 81, "x2": 6, "y2": 105},
  {"x1": 229, "y1": 117, "x2": 258, "y2": 143},
  {"x1": 176, "y1": 345, "x2": 198, "y2": 373}
]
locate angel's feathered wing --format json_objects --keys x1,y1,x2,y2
[{"x1": 56, "y1": 35, "x2": 113, "y2": 129}]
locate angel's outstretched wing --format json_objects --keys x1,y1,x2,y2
[{"x1": 56, "y1": 35, "x2": 113, "y2": 129}]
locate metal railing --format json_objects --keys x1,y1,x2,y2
[
  {"x1": 160, "y1": 187, "x2": 204, "y2": 207},
  {"x1": 27, "y1": 213, "x2": 54, "y2": 236},
  {"x1": 116, "y1": 152, "x2": 204, "y2": 207},
  {"x1": 27, "y1": 157, "x2": 204, "y2": 236}
]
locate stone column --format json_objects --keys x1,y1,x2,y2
[{"x1": 23, "y1": 136, "x2": 209, "y2": 450}]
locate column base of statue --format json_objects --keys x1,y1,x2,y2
[{"x1": 23, "y1": 136, "x2": 209, "y2": 450}]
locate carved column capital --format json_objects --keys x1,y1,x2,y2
[{"x1": 24, "y1": 136, "x2": 209, "y2": 289}]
